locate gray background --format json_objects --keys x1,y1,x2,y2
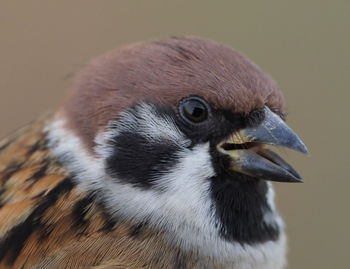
[{"x1": 1, "y1": 1, "x2": 348, "y2": 268}]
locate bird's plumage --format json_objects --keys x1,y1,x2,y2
[
  {"x1": 0, "y1": 117, "x2": 198, "y2": 268},
  {"x1": 0, "y1": 36, "x2": 307, "y2": 268}
]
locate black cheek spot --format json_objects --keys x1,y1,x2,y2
[{"x1": 106, "y1": 132, "x2": 182, "y2": 189}]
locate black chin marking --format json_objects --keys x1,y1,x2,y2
[
  {"x1": 106, "y1": 131, "x2": 182, "y2": 189},
  {"x1": 210, "y1": 172, "x2": 280, "y2": 244}
]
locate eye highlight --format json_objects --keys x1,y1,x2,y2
[{"x1": 180, "y1": 97, "x2": 208, "y2": 123}]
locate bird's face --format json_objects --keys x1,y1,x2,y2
[
  {"x1": 91, "y1": 95, "x2": 306, "y2": 246},
  {"x1": 55, "y1": 37, "x2": 307, "y2": 258},
  {"x1": 104, "y1": 97, "x2": 306, "y2": 189}
]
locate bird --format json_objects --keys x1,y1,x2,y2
[{"x1": 0, "y1": 36, "x2": 308, "y2": 269}]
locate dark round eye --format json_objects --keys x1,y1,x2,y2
[{"x1": 180, "y1": 97, "x2": 208, "y2": 123}]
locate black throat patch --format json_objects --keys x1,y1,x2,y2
[
  {"x1": 106, "y1": 131, "x2": 182, "y2": 189},
  {"x1": 210, "y1": 172, "x2": 280, "y2": 244}
]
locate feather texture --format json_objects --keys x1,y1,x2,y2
[{"x1": 0, "y1": 117, "x2": 205, "y2": 269}]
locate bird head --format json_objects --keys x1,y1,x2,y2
[{"x1": 52, "y1": 36, "x2": 307, "y2": 261}]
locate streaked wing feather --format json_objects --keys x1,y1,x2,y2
[
  {"x1": 0, "y1": 117, "x2": 186, "y2": 269},
  {"x1": 0, "y1": 118, "x2": 125, "y2": 268}
]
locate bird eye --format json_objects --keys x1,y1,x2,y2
[{"x1": 180, "y1": 97, "x2": 208, "y2": 123}]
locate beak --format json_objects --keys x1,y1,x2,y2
[{"x1": 218, "y1": 107, "x2": 308, "y2": 183}]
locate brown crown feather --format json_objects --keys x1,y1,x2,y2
[{"x1": 62, "y1": 36, "x2": 286, "y2": 149}]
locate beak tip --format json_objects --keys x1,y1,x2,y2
[
  {"x1": 300, "y1": 147, "x2": 309, "y2": 155},
  {"x1": 280, "y1": 175, "x2": 304, "y2": 183},
  {"x1": 294, "y1": 177, "x2": 304, "y2": 183},
  {"x1": 294, "y1": 141, "x2": 309, "y2": 155}
]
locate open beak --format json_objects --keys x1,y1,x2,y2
[{"x1": 218, "y1": 107, "x2": 308, "y2": 183}]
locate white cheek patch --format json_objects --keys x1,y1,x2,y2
[
  {"x1": 47, "y1": 115, "x2": 287, "y2": 269},
  {"x1": 106, "y1": 103, "x2": 191, "y2": 148}
]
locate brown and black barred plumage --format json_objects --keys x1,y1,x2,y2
[{"x1": 0, "y1": 118, "x2": 196, "y2": 268}]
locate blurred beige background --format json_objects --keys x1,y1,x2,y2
[{"x1": 0, "y1": 1, "x2": 348, "y2": 268}]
